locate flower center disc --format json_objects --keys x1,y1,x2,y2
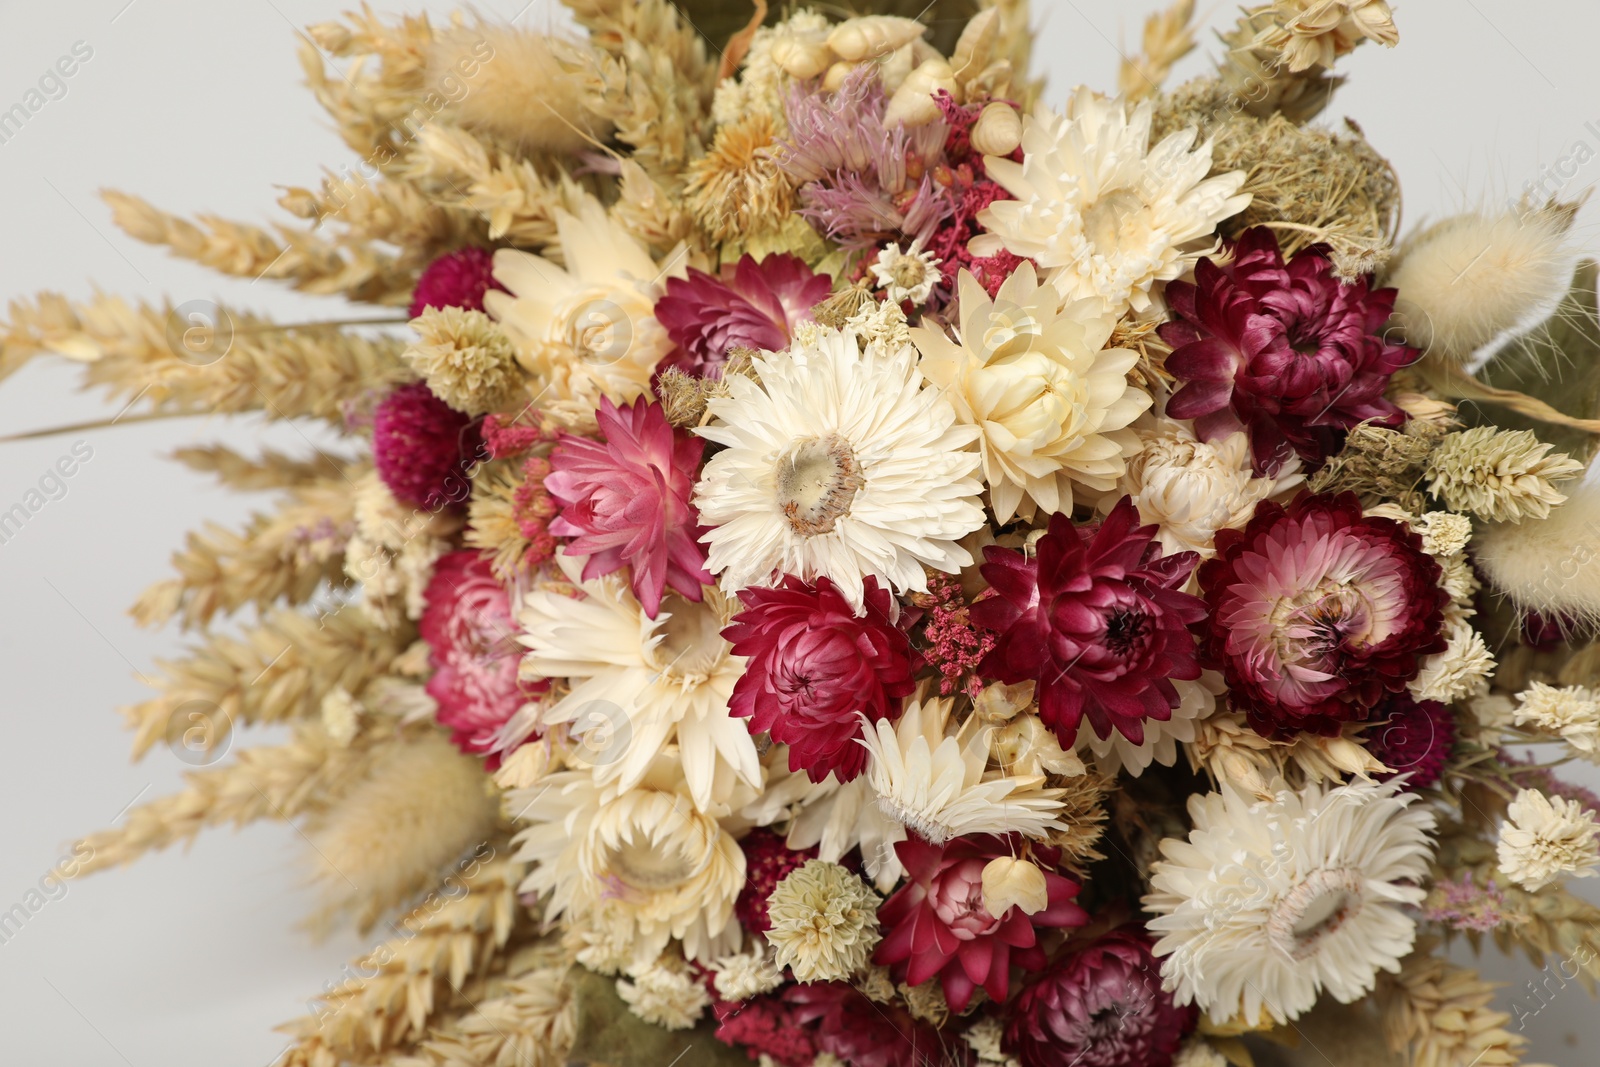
[
  {"x1": 644, "y1": 594, "x2": 727, "y2": 681},
  {"x1": 774, "y1": 434, "x2": 864, "y2": 536},
  {"x1": 1268, "y1": 867, "x2": 1365, "y2": 961},
  {"x1": 606, "y1": 835, "x2": 699, "y2": 893}
]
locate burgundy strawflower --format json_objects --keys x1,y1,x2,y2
[
  {"x1": 545, "y1": 396, "x2": 711, "y2": 618},
  {"x1": 973, "y1": 497, "x2": 1206, "y2": 749},
  {"x1": 1197, "y1": 492, "x2": 1449, "y2": 738},
  {"x1": 372, "y1": 382, "x2": 483, "y2": 511},
  {"x1": 655, "y1": 253, "x2": 830, "y2": 377},
  {"x1": 724, "y1": 575, "x2": 919, "y2": 783},
  {"x1": 1004, "y1": 927, "x2": 1195, "y2": 1067},
  {"x1": 408, "y1": 246, "x2": 506, "y2": 318},
  {"x1": 421, "y1": 551, "x2": 538, "y2": 766},
  {"x1": 1161, "y1": 227, "x2": 1416, "y2": 476},
  {"x1": 736, "y1": 828, "x2": 818, "y2": 934},
  {"x1": 783, "y1": 983, "x2": 954, "y2": 1067},
  {"x1": 712, "y1": 995, "x2": 818, "y2": 1067},
  {"x1": 1368, "y1": 694, "x2": 1455, "y2": 789},
  {"x1": 875, "y1": 835, "x2": 1088, "y2": 1012}
]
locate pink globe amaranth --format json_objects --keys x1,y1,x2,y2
[
  {"x1": 545, "y1": 396, "x2": 711, "y2": 618},
  {"x1": 421, "y1": 551, "x2": 538, "y2": 766},
  {"x1": 1004, "y1": 927, "x2": 1194, "y2": 1067},
  {"x1": 973, "y1": 498, "x2": 1207, "y2": 749},
  {"x1": 724, "y1": 575, "x2": 919, "y2": 783},
  {"x1": 1197, "y1": 492, "x2": 1449, "y2": 738},
  {"x1": 408, "y1": 247, "x2": 506, "y2": 318},
  {"x1": 373, "y1": 382, "x2": 484, "y2": 511},
  {"x1": 654, "y1": 252, "x2": 830, "y2": 377},
  {"x1": 1161, "y1": 227, "x2": 1416, "y2": 476},
  {"x1": 783, "y1": 983, "x2": 955, "y2": 1067},
  {"x1": 1368, "y1": 693, "x2": 1456, "y2": 789},
  {"x1": 875, "y1": 835, "x2": 1088, "y2": 1013}
]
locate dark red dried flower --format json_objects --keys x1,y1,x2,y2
[
  {"x1": 875, "y1": 835, "x2": 1088, "y2": 1012},
  {"x1": 1004, "y1": 927, "x2": 1194, "y2": 1067},
  {"x1": 783, "y1": 983, "x2": 955, "y2": 1067},
  {"x1": 655, "y1": 253, "x2": 830, "y2": 377},
  {"x1": 372, "y1": 382, "x2": 482, "y2": 511},
  {"x1": 736, "y1": 828, "x2": 818, "y2": 934},
  {"x1": 1368, "y1": 694, "x2": 1456, "y2": 789},
  {"x1": 1161, "y1": 227, "x2": 1415, "y2": 476},
  {"x1": 973, "y1": 498, "x2": 1206, "y2": 748},
  {"x1": 724, "y1": 575, "x2": 919, "y2": 783},
  {"x1": 1197, "y1": 492, "x2": 1449, "y2": 738},
  {"x1": 408, "y1": 246, "x2": 506, "y2": 318},
  {"x1": 914, "y1": 571, "x2": 996, "y2": 698},
  {"x1": 712, "y1": 994, "x2": 818, "y2": 1067}
]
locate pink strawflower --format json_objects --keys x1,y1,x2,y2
[
  {"x1": 1004, "y1": 927, "x2": 1195, "y2": 1067},
  {"x1": 545, "y1": 396, "x2": 711, "y2": 618},
  {"x1": 1197, "y1": 492, "x2": 1448, "y2": 738},
  {"x1": 655, "y1": 253, "x2": 831, "y2": 376},
  {"x1": 1161, "y1": 227, "x2": 1415, "y2": 475},
  {"x1": 783, "y1": 983, "x2": 950, "y2": 1067},
  {"x1": 409, "y1": 246, "x2": 506, "y2": 318},
  {"x1": 724, "y1": 575, "x2": 919, "y2": 783},
  {"x1": 421, "y1": 551, "x2": 537, "y2": 766},
  {"x1": 912, "y1": 571, "x2": 995, "y2": 698},
  {"x1": 1368, "y1": 694, "x2": 1456, "y2": 789},
  {"x1": 973, "y1": 498, "x2": 1207, "y2": 748},
  {"x1": 735, "y1": 828, "x2": 818, "y2": 934},
  {"x1": 373, "y1": 382, "x2": 483, "y2": 511},
  {"x1": 876, "y1": 835, "x2": 1088, "y2": 1013}
]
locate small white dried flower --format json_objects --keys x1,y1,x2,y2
[
  {"x1": 1172, "y1": 1035, "x2": 1229, "y2": 1067},
  {"x1": 405, "y1": 306, "x2": 523, "y2": 416},
  {"x1": 870, "y1": 240, "x2": 941, "y2": 305},
  {"x1": 844, "y1": 298, "x2": 912, "y2": 350},
  {"x1": 1436, "y1": 552, "x2": 1480, "y2": 610},
  {"x1": 616, "y1": 962, "x2": 710, "y2": 1030},
  {"x1": 962, "y1": 1015, "x2": 1020, "y2": 1066},
  {"x1": 1413, "y1": 511, "x2": 1474, "y2": 557},
  {"x1": 766, "y1": 859, "x2": 882, "y2": 982},
  {"x1": 1408, "y1": 617, "x2": 1494, "y2": 704},
  {"x1": 1425, "y1": 427, "x2": 1581, "y2": 523},
  {"x1": 1513, "y1": 683, "x2": 1600, "y2": 756},
  {"x1": 1497, "y1": 788, "x2": 1600, "y2": 892},
  {"x1": 711, "y1": 947, "x2": 784, "y2": 1001},
  {"x1": 319, "y1": 686, "x2": 362, "y2": 746}
]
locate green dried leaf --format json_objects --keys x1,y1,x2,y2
[
  {"x1": 564, "y1": 966, "x2": 750, "y2": 1067},
  {"x1": 1472, "y1": 259, "x2": 1600, "y2": 463}
]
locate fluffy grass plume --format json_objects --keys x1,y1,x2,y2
[{"x1": 1475, "y1": 478, "x2": 1600, "y2": 624}]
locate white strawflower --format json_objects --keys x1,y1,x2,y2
[
  {"x1": 617, "y1": 963, "x2": 711, "y2": 1030},
  {"x1": 766, "y1": 860, "x2": 881, "y2": 982},
  {"x1": 1497, "y1": 788, "x2": 1600, "y2": 892},
  {"x1": 511, "y1": 771, "x2": 746, "y2": 966},
  {"x1": 858, "y1": 691, "x2": 1068, "y2": 845},
  {"x1": 1513, "y1": 683, "x2": 1600, "y2": 756},
  {"x1": 1117, "y1": 425, "x2": 1300, "y2": 558},
  {"x1": 487, "y1": 192, "x2": 685, "y2": 427},
  {"x1": 972, "y1": 89, "x2": 1251, "y2": 317},
  {"x1": 870, "y1": 240, "x2": 941, "y2": 304},
  {"x1": 519, "y1": 551, "x2": 758, "y2": 812},
  {"x1": 1408, "y1": 616, "x2": 1494, "y2": 704},
  {"x1": 694, "y1": 329, "x2": 985, "y2": 607},
  {"x1": 912, "y1": 263, "x2": 1150, "y2": 523},
  {"x1": 786, "y1": 773, "x2": 908, "y2": 893},
  {"x1": 1144, "y1": 777, "x2": 1436, "y2": 1026},
  {"x1": 711, "y1": 947, "x2": 784, "y2": 1001}
]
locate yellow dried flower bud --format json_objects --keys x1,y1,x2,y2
[
  {"x1": 981, "y1": 856, "x2": 1049, "y2": 917},
  {"x1": 826, "y1": 15, "x2": 927, "y2": 63},
  {"x1": 970, "y1": 102, "x2": 1023, "y2": 157}
]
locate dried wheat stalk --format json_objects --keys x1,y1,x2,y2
[
  {"x1": 278, "y1": 175, "x2": 487, "y2": 269},
  {"x1": 403, "y1": 125, "x2": 578, "y2": 249},
  {"x1": 387, "y1": 967, "x2": 577, "y2": 1067},
  {"x1": 1382, "y1": 941, "x2": 1536, "y2": 1067},
  {"x1": 170, "y1": 444, "x2": 356, "y2": 492}
]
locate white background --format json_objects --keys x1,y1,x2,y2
[{"x1": 1, "y1": 1, "x2": 1598, "y2": 1063}]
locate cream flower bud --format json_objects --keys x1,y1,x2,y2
[{"x1": 981, "y1": 856, "x2": 1049, "y2": 917}]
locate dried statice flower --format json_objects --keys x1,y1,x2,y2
[
  {"x1": 405, "y1": 306, "x2": 523, "y2": 416},
  {"x1": 765, "y1": 860, "x2": 882, "y2": 982},
  {"x1": 1425, "y1": 427, "x2": 1582, "y2": 523}
]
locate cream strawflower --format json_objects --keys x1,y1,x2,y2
[
  {"x1": 1513, "y1": 682, "x2": 1600, "y2": 757},
  {"x1": 511, "y1": 765, "x2": 745, "y2": 966},
  {"x1": 972, "y1": 89, "x2": 1250, "y2": 317},
  {"x1": 486, "y1": 192, "x2": 685, "y2": 427},
  {"x1": 694, "y1": 328, "x2": 985, "y2": 607},
  {"x1": 617, "y1": 962, "x2": 711, "y2": 1030},
  {"x1": 912, "y1": 264, "x2": 1149, "y2": 523},
  {"x1": 858, "y1": 690, "x2": 1068, "y2": 845},
  {"x1": 765, "y1": 859, "x2": 882, "y2": 982},
  {"x1": 786, "y1": 773, "x2": 908, "y2": 893},
  {"x1": 1144, "y1": 777, "x2": 1436, "y2": 1026},
  {"x1": 519, "y1": 551, "x2": 758, "y2": 813},
  {"x1": 1497, "y1": 788, "x2": 1600, "y2": 892},
  {"x1": 1116, "y1": 423, "x2": 1301, "y2": 558}
]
